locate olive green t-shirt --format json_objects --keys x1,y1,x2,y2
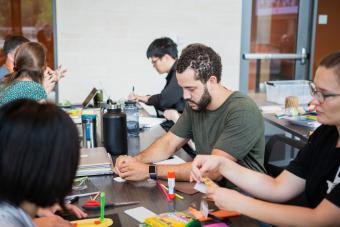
[{"x1": 170, "y1": 91, "x2": 266, "y2": 173}]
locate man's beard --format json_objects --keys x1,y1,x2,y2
[{"x1": 187, "y1": 85, "x2": 211, "y2": 112}]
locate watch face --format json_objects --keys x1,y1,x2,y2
[
  {"x1": 149, "y1": 165, "x2": 156, "y2": 173},
  {"x1": 149, "y1": 165, "x2": 157, "y2": 179}
]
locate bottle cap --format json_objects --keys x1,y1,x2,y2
[
  {"x1": 168, "y1": 171, "x2": 175, "y2": 178},
  {"x1": 106, "y1": 101, "x2": 121, "y2": 111},
  {"x1": 81, "y1": 114, "x2": 96, "y2": 120},
  {"x1": 125, "y1": 100, "x2": 137, "y2": 106}
]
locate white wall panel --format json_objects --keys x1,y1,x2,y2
[{"x1": 56, "y1": 0, "x2": 242, "y2": 103}]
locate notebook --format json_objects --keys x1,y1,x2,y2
[{"x1": 76, "y1": 147, "x2": 114, "y2": 176}]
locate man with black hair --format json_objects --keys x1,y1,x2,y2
[
  {"x1": 128, "y1": 37, "x2": 185, "y2": 116},
  {"x1": 116, "y1": 44, "x2": 266, "y2": 182},
  {"x1": 0, "y1": 35, "x2": 29, "y2": 80}
]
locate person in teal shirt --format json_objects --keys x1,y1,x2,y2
[
  {"x1": 0, "y1": 42, "x2": 55, "y2": 105},
  {"x1": 0, "y1": 80, "x2": 47, "y2": 105}
]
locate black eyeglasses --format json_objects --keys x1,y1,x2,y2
[
  {"x1": 151, "y1": 58, "x2": 160, "y2": 65},
  {"x1": 309, "y1": 82, "x2": 340, "y2": 102}
]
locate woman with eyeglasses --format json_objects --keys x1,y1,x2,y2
[{"x1": 191, "y1": 52, "x2": 340, "y2": 226}]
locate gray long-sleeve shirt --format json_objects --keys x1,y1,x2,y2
[
  {"x1": 146, "y1": 62, "x2": 185, "y2": 113},
  {"x1": 0, "y1": 202, "x2": 35, "y2": 227}
]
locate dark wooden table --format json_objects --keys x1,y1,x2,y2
[
  {"x1": 79, "y1": 125, "x2": 258, "y2": 226},
  {"x1": 249, "y1": 92, "x2": 312, "y2": 142},
  {"x1": 263, "y1": 113, "x2": 312, "y2": 142}
]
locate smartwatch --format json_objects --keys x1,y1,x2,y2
[{"x1": 149, "y1": 165, "x2": 157, "y2": 180}]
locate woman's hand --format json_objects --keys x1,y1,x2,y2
[
  {"x1": 54, "y1": 65, "x2": 67, "y2": 80},
  {"x1": 33, "y1": 216, "x2": 73, "y2": 227},
  {"x1": 206, "y1": 186, "x2": 242, "y2": 212},
  {"x1": 43, "y1": 69, "x2": 56, "y2": 94},
  {"x1": 37, "y1": 203, "x2": 87, "y2": 219},
  {"x1": 190, "y1": 155, "x2": 226, "y2": 182},
  {"x1": 64, "y1": 204, "x2": 87, "y2": 219}
]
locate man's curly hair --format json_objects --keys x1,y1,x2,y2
[{"x1": 176, "y1": 44, "x2": 222, "y2": 83}]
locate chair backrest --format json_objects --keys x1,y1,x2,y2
[{"x1": 265, "y1": 134, "x2": 306, "y2": 177}]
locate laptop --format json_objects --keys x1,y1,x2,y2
[
  {"x1": 82, "y1": 87, "x2": 98, "y2": 108},
  {"x1": 59, "y1": 87, "x2": 98, "y2": 108}
]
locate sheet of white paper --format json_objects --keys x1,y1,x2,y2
[
  {"x1": 124, "y1": 206, "x2": 156, "y2": 223},
  {"x1": 154, "y1": 155, "x2": 186, "y2": 165},
  {"x1": 194, "y1": 182, "x2": 208, "y2": 194},
  {"x1": 139, "y1": 116, "x2": 166, "y2": 128},
  {"x1": 260, "y1": 105, "x2": 283, "y2": 114},
  {"x1": 139, "y1": 102, "x2": 157, "y2": 117}
]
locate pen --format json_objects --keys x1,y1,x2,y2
[
  {"x1": 81, "y1": 201, "x2": 140, "y2": 210},
  {"x1": 65, "y1": 191, "x2": 100, "y2": 200},
  {"x1": 160, "y1": 183, "x2": 184, "y2": 199},
  {"x1": 65, "y1": 196, "x2": 79, "y2": 204},
  {"x1": 156, "y1": 181, "x2": 172, "y2": 202},
  {"x1": 132, "y1": 86, "x2": 135, "y2": 92}
]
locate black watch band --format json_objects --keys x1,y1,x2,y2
[{"x1": 149, "y1": 165, "x2": 157, "y2": 180}]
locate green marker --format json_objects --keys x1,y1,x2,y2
[{"x1": 100, "y1": 192, "x2": 105, "y2": 222}]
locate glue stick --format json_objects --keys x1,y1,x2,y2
[{"x1": 168, "y1": 171, "x2": 176, "y2": 199}]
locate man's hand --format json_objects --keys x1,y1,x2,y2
[
  {"x1": 114, "y1": 155, "x2": 138, "y2": 175},
  {"x1": 127, "y1": 93, "x2": 150, "y2": 103},
  {"x1": 33, "y1": 216, "x2": 72, "y2": 227},
  {"x1": 118, "y1": 159, "x2": 149, "y2": 181},
  {"x1": 128, "y1": 92, "x2": 137, "y2": 101},
  {"x1": 163, "y1": 109, "x2": 180, "y2": 122},
  {"x1": 190, "y1": 155, "x2": 226, "y2": 182}
]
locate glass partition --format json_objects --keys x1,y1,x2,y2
[{"x1": 0, "y1": 0, "x2": 54, "y2": 67}]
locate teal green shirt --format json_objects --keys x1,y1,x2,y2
[{"x1": 0, "y1": 81, "x2": 47, "y2": 105}]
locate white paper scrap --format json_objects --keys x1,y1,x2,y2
[
  {"x1": 194, "y1": 182, "x2": 208, "y2": 194},
  {"x1": 114, "y1": 176, "x2": 126, "y2": 183}
]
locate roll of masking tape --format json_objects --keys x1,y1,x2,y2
[{"x1": 285, "y1": 96, "x2": 299, "y2": 109}]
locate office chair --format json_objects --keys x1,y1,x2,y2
[{"x1": 265, "y1": 134, "x2": 306, "y2": 177}]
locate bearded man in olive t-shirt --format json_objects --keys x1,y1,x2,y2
[{"x1": 115, "y1": 44, "x2": 266, "y2": 182}]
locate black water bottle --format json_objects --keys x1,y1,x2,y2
[{"x1": 103, "y1": 102, "x2": 128, "y2": 155}]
